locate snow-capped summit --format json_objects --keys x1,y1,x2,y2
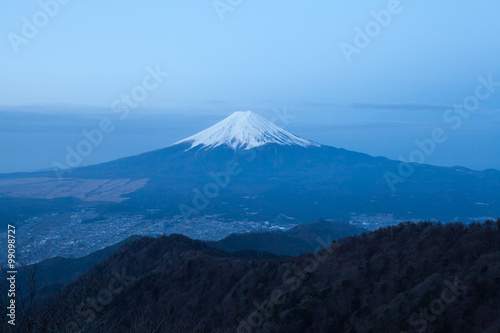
[{"x1": 175, "y1": 111, "x2": 320, "y2": 150}]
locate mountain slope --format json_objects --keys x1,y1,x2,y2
[
  {"x1": 211, "y1": 219, "x2": 367, "y2": 256},
  {"x1": 20, "y1": 220, "x2": 500, "y2": 332},
  {"x1": 1, "y1": 111, "x2": 499, "y2": 224},
  {"x1": 15, "y1": 235, "x2": 142, "y2": 298},
  {"x1": 18, "y1": 220, "x2": 351, "y2": 300},
  {"x1": 175, "y1": 110, "x2": 320, "y2": 150}
]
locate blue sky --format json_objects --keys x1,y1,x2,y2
[{"x1": 0, "y1": 0, "x2": 499, "y2": 172}]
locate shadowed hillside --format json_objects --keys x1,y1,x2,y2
[
  {"x1": 5, "y1": 220, "x2": 500, "y2": 332},
  {"x1": 209, "y1": 219, "x2": 366, "y2": 256}
]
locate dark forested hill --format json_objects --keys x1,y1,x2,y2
[
  {"x1": 11, "y1": 219, "x2": 362, "y2": 301},
  {"x1": 210, "y1": 219, "x2": 366, "y2": 256},
  {"x1": 7, "y1": 220, "x2": 500, "y2": 332},
  {"x1": 16, "y1": 235, "x2": 142, "y2": 298}
]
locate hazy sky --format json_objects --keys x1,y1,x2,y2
[{"x1": 1, "y1": 1, "x2": 499, "y2": 172}]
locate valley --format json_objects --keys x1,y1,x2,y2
[{"x1": 0, "y1": 210, "x2": 298, "y2": 264}]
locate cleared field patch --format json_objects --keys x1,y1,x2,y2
[{"x1": 0, "y1": 177, "x2": 148, "y2": 202}]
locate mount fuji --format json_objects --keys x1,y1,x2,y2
[
  {"x1": 175, "y1": 111, "x2": 320, "y2": 150},
  {"x1": 1, "y1": 111, "x2": 500, "y2": 225}
]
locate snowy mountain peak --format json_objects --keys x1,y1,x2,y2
[{"x1": 175, "y1": 111, "x2": 320, "y2": 150}]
